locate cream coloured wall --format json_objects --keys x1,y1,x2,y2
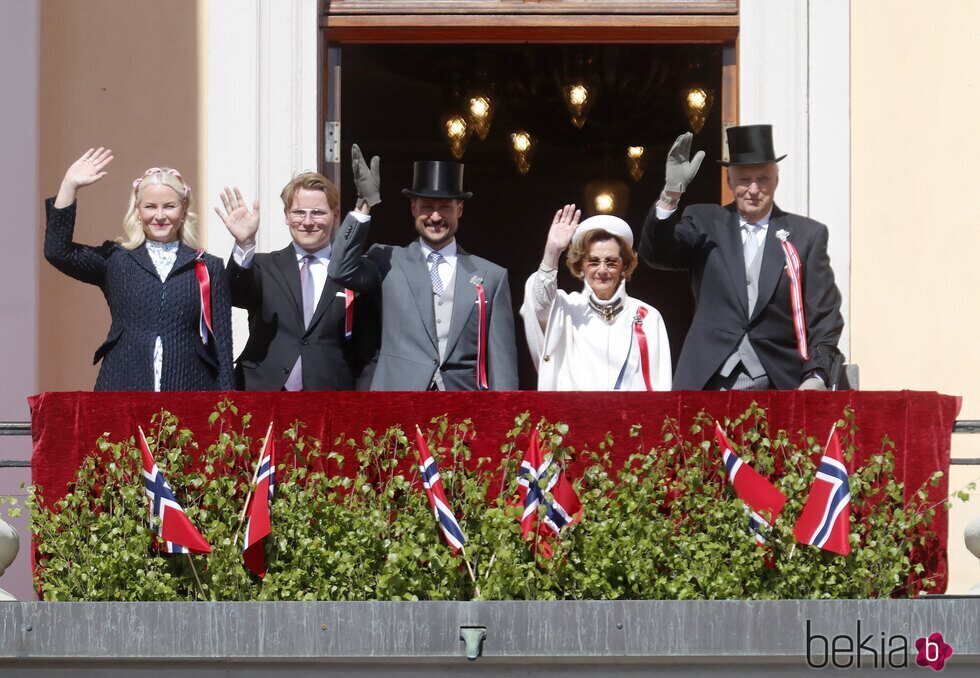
[
  {"x1": 38, "y1": 0, "x2": 202, "y2": 391},
  {"x1": 852, "y1": 0, "x2": 980, "y2": 593},
  {"x1": 851, "y1": 1, "x2": 980, "y2": 403}
]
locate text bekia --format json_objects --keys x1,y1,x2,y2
[{"x1": 805, "y1": 619, "x2": 908, "y2": 669}]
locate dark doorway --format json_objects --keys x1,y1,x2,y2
[{"x1": 338, "y1": 43, "x2": 724, "y2": 389}]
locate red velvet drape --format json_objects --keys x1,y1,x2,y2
[{"x1": 28, "y1": 390, "x2": 960, "y2": 591}]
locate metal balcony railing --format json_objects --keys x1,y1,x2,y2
[{"x1": 2, "y1": 419, "x2": 979, "y2": 467}]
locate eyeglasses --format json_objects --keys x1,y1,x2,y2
[
  {"x1": 584, "y1": 257, "x2": 623, "y2": 270},
  {"x1": 289, "y1": 209, "x2": 332, "y2": 224}
]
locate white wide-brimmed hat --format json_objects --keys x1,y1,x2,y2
[{"x1": 571, "y1": 214, "x2": 634, "y2": 249}]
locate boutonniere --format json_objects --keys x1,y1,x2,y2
[
  {"x1": 469, "y1": 274, "x2": 484, "y2": 286},
  {"x1": 775, "y1": 228, "x2": 790, "y2": 242}
]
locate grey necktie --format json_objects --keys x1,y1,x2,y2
[
  {"x1": 427, "y1": 250, "x2": 444, "y2": 296},
  {"x1": 299, "y1": 254, "x2": 316, "y2": 327},
  {"x1": 743, "y1": 223, "x2": 761, "y2": 268},
  {"x1": 284, "y1": 254, "x2": 316, "y2": 391}
]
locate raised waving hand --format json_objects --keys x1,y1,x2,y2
[
  {"x1": 541, "y1": 203, "x2": 581, "y2": 270},
  {"x1": 658, "y1": 132, "x2": 705, "y2": 210},
  {"x1": 215, "y1": 186, "x2": 260, "y2": 249},
  {"x1": 54, "y1": 147, "x2": 114, "y2": 208},
  {"x1": 351, "y1": 143, "x2": 381, "y2": 210}
]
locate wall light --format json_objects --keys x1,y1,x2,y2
[
  {"x1": 626, "y1": 146, "x2": 647, "y2": 182},
  {"x1": 509, "y1": 130, "x2": 537, "y2": 175},
  {"x1": 444, "y1": 113, "x2": 471, "y2": 160},
  {"x1": 684, "y1": 87, "x2": 715, "y2": 134},
  {"x1": 563, "y1": 83, "x2": 594, "y2": 129},
  {"x1": 466, "y1": 94, "x2": 494, "y2": 141},
  {"x1": 584, "y1": 178, "x2": 629, "y2": 217}
]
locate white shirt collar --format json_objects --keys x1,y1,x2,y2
[
  {"x1": 292, "y1": 242, "x2": 332, "y2": 262},
  {"x1": 739, "y1": 207, "x2": 773, "y2": 229}
]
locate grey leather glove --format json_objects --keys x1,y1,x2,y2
[
  {"x1": 798, "y1": 376, "x2": 828, "y2": 391},
  {"x1": 352, "y1": 143, "x2": 381, "y2": 207},
  {"x1": 664, "y1": 132, "x2": 705, "y2": 193}
]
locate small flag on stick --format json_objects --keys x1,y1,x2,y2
[
  {"x1": 715, "y1": 423, "x2": 787, "y2": 544},
  {"x1": 414, "y1": 427, "x2": 467, "y2": 555},
  {"x1": 538, "y1": 468, "x2": 583, "y2": 559},
  {"x1": 793, "y1": 425, "x2": 852, "y2": 555},
  {"x1": 516, "y1": 429, "x2": 551, "y2": 539},
  {"x1": 138, "y1": 426, "x2": 211, "y2": 554},
  {"x1": 243, "y1": 421, "x2": 276, "y2": 577}
]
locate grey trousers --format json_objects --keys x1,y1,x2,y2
[{"x1": 706, "y1": 363, "x2": 772, "y2": 391}]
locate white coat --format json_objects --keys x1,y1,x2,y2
[{"x1": 520, "y1": 269, "x2": 672, "y2": 391}]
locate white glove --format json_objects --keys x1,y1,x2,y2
[
  {"x1": 798, "y1": 376, "x2": 828, "y2": 391},
  {"x1": 352, "y1": 143, "x2": 381, "y2": 208},
  {"x1": 664, "y1": 132, "x2": 705, "y2": 193}
]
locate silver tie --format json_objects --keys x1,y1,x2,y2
[
  {"x1": 300, "y1": 254, "x2": 315, "y2": 327},
  {"x1": 284, "y1": 254, "x2": 316, "y2": 391},
  {"x1": 427, "y1": 250, "x2": 444, "y2": 296},
  {"x1": 743, "y1": 223, "x2": 761, "y2": 268}
]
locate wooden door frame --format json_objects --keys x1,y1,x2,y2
[{"x1": 318, "y1": 6, "x2": 739, "y2": 202}]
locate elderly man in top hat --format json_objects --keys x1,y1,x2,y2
[
  {"x1": 329, "y1": 146, "x2": 519, "y2": 391},
  {"x1": 638, "y1": 125, "x2": 844, "y2": 391}
]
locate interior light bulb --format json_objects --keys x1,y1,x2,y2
[
  {"x1": 686, "y1": 88, "x2": 708, "y2": 112},
  {"x1": 511, "y1": 131, "x2": 531, "y2": 153},
  {"x1": 568, "y1": 85, "x2": 589, "y2": 106},
  {"x1": 594, "y1": 192, "x2": 615, "y2": 213},
  {"x1": 446, "y1": 115, "x2": 467, "y2": 139},
  {"x1": 469, "y1": 97, "x2": 490, "y2": 120}
]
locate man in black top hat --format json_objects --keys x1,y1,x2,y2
[
  {"x1": 638, "y1": 125, "x2": 844, "y2": 390},
  {"x1": 329, "y1": 147, "x2": 519, "y2": 391}
]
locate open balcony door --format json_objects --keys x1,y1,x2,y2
[{"x1": 319, "y1": 0, "x2": 740, "y2": 203}]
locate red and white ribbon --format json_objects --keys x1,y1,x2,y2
[
  {"x1": 779, "y1": 240, "x2": 809, "y2": 360},
  {"x1": 474, "y1": 283, "x2": 489, "y2": 390},
  {"x1": 194, "y1": 249, "x2": 212, "y2": 345},
  {"x1": 344, "y1": 288, "x2": 354, "y2": 339},
  {"x1": 634, "y1": 307, "x2": 654, "y2": 392}
]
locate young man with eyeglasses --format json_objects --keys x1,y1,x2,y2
[{"x1": 215, "y1": 172, "x2": 378, "y2": 390}]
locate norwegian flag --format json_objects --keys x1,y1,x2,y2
[
  {"x1": 541, "y1": 469, "x2": 583, "y2": 538},
  {"x1": 138, "y1": 426, "x2": 211, "y2": 554},
  {"x1": 415, "y1": 427, "x2": 467, "y2": 555},
  {"x1": 793, "y1": 426, "x2": 852, "y2": 555},
  {"x1": 715, "y1": 423, "x2": 787, "y2": 545},
  {"x1": 243, "y1": 422, "x2": 276, "y2": 577},
  {"x1": 516, "y1": 429, "x2": 552, "y2": 539}
]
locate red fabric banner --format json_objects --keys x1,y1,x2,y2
[{"x1": 27, "y1": 390, "x2": 960, "y2": 590}]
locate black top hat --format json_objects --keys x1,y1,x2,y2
[
  {"x1": 719, "y1": 124, "x2": 787, "y2": 166},
  {"x1": 401, "y1": 161, "x2": 473, "y2": 200}
]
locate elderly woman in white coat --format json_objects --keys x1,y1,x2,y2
[{"x1": 520, "y1": 204, "x2": 671, "y2": 391}]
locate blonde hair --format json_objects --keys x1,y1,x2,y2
[
  {"x1": 566, "y1": 229, "x2": 639, "y2": 282},
  {"x1": 118, "y1": 168, "x2": 201, "y2": 250},
  {"x1": 280, "y1": 171, "x2": 339, "y2": 213}
]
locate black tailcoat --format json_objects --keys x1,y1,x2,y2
[
  {"x1": 226, "y1": 238, "x2": 379, "y2": 391},
  {"x1": 638, "y1": 201, "x2": 844, "y2": 390}
]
